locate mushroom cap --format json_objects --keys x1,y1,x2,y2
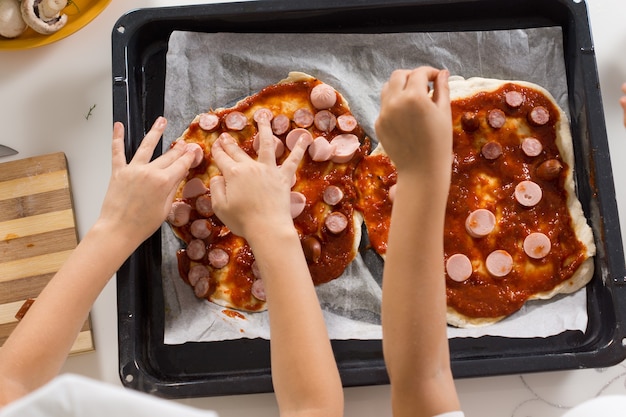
[
  {"x1": 21, "y1": 0, "x2": 68, "y2": 35},
  {"x1": 0, "y1": 0, "x2": 27, "y2": 38}
]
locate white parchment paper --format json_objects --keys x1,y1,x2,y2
[{"x1": 161, "y1": 28, "x2": 588, "y2": 344}]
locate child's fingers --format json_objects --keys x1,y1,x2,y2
[
  {"x1": 214, "y1": 134, "x2": 251, "y2": 166},
  {"x1": 161, "y1": 146, "x2": 196, "y2": 185},
  {"x1": 209, "y1": 175, "x2": 227, "y2": 210},
  {"x1": 432, "y1": 69, "x2": 451, "y2": 110},
  {"x1": 383, "y1": 69, "x2": 412, "y2": 98},
  {"x1": 150, "y1": 139, "x2": 187, "y2": 169},
  {"x1": 210, "y1": 136, "x2": 241, "y2": 175},
  {"x1": 405, "y1": 66, "x2": 439, "y2": 96},
  {"x1": 256, "y1": 119, "x2": 277, "y2": 166},
  {"x1": 132, "y1": 117, "x2": 167, "y2": 165},
  {"x1": 280, "y1": 135, "x2": 308, "y2": 178},
  {"x1": 111, "y1": 122, "x2": 127, "y2": 172}
]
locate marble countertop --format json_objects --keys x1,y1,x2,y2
[{"x1": 1, "y1": 0, "x2": 625, "y2": 416}]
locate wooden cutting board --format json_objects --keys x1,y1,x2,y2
[{"x1": 0, "y1": 152, "x2": 94, "y2": 355}]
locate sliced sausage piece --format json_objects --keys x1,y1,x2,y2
[
  {"x1": 194, "y1": 277, "x2": 211, "y2": 298},
  {"x1": 251, "y1": 261, "x2": 261, "y2": 279},
  {"x1": 487, "y1": 109, "x2": 506, "y2": 129},
  {"x1": 286, "y1": 128, "x2": 314, "y2": 151},
  {"x1": 251, "y1": 278, "x2": 266, "y2": 301},
  {"x1": 310, "y1": 83, "x2": 337, "y2": 109},
  {"x1": 186, "y1": 239, "x2": 206, "y2": 261},
  {"x1": 336, "y1": 114, "x2": 357, "y2": 132},
  {"x1": 187, "y1": 142, "x2": 204, "y2": 168},
  {"x1": 323, "y1": 185, "x2": 344, "y2": 206},
  {"x1": 183, "y1": 177, "x2": 208, "y2": 199},
  {"x1": 313, "y1": 110, "x2": 337, "y2": 132},
  {"x1": 528, "y1": 106, "x2": 550, "y2": 126},
  {"x1": 208, "y1": 248, "x2": 230, "y2": 269},
  {"x1": 515, "y1": 180, "x2": 542, "y2": 207},
  {"x1": 465, "y1": 209, "x2": 496, "y2": 238},
  {"x1": 271, "y1": 114, "x2": 291, "y2": 135},
  {"x1": 524, "y1": 232, "x2": 551, "y2": 259},
  {"x1": 167, "y1": 201, "x2": 192, "y2": 227},
  {"x1": 253, "y1": 107, "x2": 274, "y2": 123},
  {"x1": 461, "y1": 112, "x2": 480, "y2": 131},
  {"x1": 195, "y1": 194, "x2": 214, "y2": 218},
  {"x1": 308, "y1": 136, "x2": 335, "y2": 162},
  {"x1": 290, "y1": 191, "x2": 307, "y2": 218},
  {"x1": 302, "y1": 236, "x2": 322, "y2": 263},
  {"x1": 330, "y1": 134, "x2": 360, "y2": 163},
  {"x1": 199, "y1": 113, "x2": 220, "y2": 131},
  {"x1": 505, "y1": 91, "x2": 524, "y2": 108},
  {"x1": 252, "y1": 133, "x2": 285, "y2": 158},
  {"x1": 536, "y1": 159, "x2": 564, "y2": 181},
  {"x1": 224, "y1": 111, "x2": 248, "y2": 131},
  {"x1": 293, "y1": 108, "x2": 314, "y2": 128},
  {"x1": 188, "y1": 264, "x2": 210, "y2": 286},
  {"x1": 485, "y1": 250, "x2": 513, "y2": 277},
  {"x1": 521, "y1": 137, "x2": 543, "y2": 157},
  {"x1": 190, "y1": 219, "x2": 213, "y2": 239},
  {"x1": 388, "y1": 183, "x2": 397, "y2": 203},
  {"x1": 481, "y1": 141, "x2": 502, "y2": 160},
  {"x1": 446, "y1": 254, "x2": 473, "y2": 282},
  {"x1": 325, "y1": 211, "x2": 348, "y2": 234}
]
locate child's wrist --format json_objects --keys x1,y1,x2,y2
[{"x1": 245, "y1": 223, "x2": 300, "y2": 251}]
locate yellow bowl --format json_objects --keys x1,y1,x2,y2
[{"x1": 0, "y1": 0, "x2": 112, "y2": 50}]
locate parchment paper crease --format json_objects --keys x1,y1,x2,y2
[{"x1": 161, "y1": 28, "x2": 589, "y2": 344}]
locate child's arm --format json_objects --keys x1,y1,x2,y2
[
  {"x1": 0, "y1": 118, "x2": 196, "y2": 406},
  {"x1": 375, "y1": 67, "x2": 461, "y2": 417},
  {"x1": 209, "y1": 119, "x2": 343, "y2": 417},
  {"x1": 619, "y1": 83, "x2": 626, "y2": 127}
]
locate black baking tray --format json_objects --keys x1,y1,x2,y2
[{"x1": 112, "y1": 0, "x2": 626, "y2": 398}]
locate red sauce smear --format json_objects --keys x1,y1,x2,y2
[
  {"x1": 173, "y1": 78, "x2": 369, "y2": 309},
  {"x1": 354, "y1": 153, "x2": 396, "y2": 254},
  {"x1": 445, "y1": 84, "x2": 587, "y2": 318},
  {"x1": 352, "y1": 84, "x2": 589, "y2": 320},
  {"x1": 222, "y1": 309, "x2": 246, "y2": 320}
]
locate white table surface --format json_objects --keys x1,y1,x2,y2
[{"x1": 1, "y1": 1, "x2": 625, "y2": 416}]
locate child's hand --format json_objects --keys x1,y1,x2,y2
[
  {"x1": 97, "y1": 117, "x2": 196, "y2": 245},
  {"x1": 209, "y1": 118, "x2": 309, "y2": 243},
  {"x1": 375, "y1": 67, "x2": 451, "y2": 181},
  {"x1": 619, "y1": 83, "x2": 626, "y2": 127}
]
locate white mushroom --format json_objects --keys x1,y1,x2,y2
[
  {"x1": 0, "y1": 0, "x2": 27, "y2": 38},
  {"x1": 21, "y1": 0, "x2": 68, "y2": 35}
]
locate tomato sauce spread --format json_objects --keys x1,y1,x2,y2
[
  {"x1": 354, "y1": 153, "x2": 397, "y2": 254},
  {"x1": 294, "y1": 154, "x2": 365, "y2": 284},
  {"x1": 445, "y1": 84, "x2": 586, "y2": 319},
  {"x1": 172, "y1": 77, "x2": 370, "y2": 310}
]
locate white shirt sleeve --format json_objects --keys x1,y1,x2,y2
[
  {"x1": 433, "y1": 412, "x2": 465, "y2": 417},
  {"x1": 0, "y1": 374, "x2": 218, "y2": 417}
]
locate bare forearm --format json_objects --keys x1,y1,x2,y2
[
  {"x1": 248, "y1": 230, "x2": 343, "y2": 417},
  {"x1": 382, "y1": 175, "x2": 458, "y2": 416},
  {"x1": 0, "y1": 221, "x2": 138, "y2": 403}
]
